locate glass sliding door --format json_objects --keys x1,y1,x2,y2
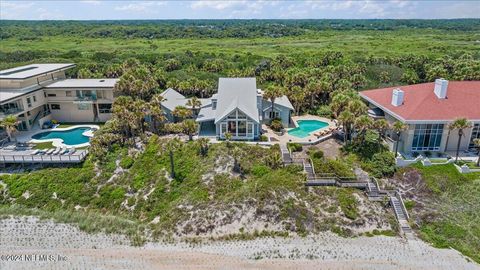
[
  {"x1": 469, "y1": 123, "x2": 480, "y2": 150},
  {"x1": 238, "y1": 121, "x2": 246, "y2": 136}
]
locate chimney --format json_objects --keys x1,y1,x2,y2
[
  {"x1": 434, "y1": 78, "x2": 448, "y2": 99},
  {"x1": 391, "y1": 88, "x2": 404, "y2": 107}
]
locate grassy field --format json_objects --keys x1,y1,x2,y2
[
  {"x1": 1, "y1": 30, "x2": 479, "y2": 62},
  {"x1": 401, "y1": 164, "x2": 480, "y2": 263}
]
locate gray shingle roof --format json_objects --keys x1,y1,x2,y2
[
  {"x1": 160, "y1": 88, "x2": 187, "y2": 112},
  {"x1": 214, "y1": 78, "x2": 259, "y2": 124}
]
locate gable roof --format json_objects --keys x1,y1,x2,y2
[
  {"x1": 214, "y1": 78, "x2": 259, "y2": 124},
  {"x1": 262, "y1": 95, "x2": 294, "y2": 111},
  {"x1": 160, "y1": 88, "x2": 187, "y2": 112},
  {"x1": 0, "y1": 63, "x2": 75, "y2": 80},
  {"x1": 360, "y1": 81, "x2": 480, "y2": 122}
]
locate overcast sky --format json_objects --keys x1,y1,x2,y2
[{"x1": 1, "y1": 1, "x2": 479, "y2": 20}]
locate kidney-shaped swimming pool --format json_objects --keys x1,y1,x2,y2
[{"x1": 32, "y1": 127, "x2": 92, "y2": 146}]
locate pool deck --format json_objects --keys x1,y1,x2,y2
[
  {"x1": 0, "y1": 148, "x2": 89, "y2": 164},
  {"x1": 264, "y1": 115, "x2": 336, "y2": 145}
]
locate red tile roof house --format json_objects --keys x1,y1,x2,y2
[{"x1": 360, "y1": 79, "x2": 480, "y2": 155}]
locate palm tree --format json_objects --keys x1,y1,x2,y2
[
  {"x1": 186, "y1": 96, "x2": 202, "y2": 117},
  {"x1": 392, "y1": 121, "x2": 407, "y2": 157},
  {"x1": 443, "y1": 122, "x2": 455, "y2": 152},
  {"x1": 373, "y1": 119, "x2": 389, "y2": 150},
  {"x1": 197, "y1": 137, "x2": 209, "y2": 156},
  {"x1": 224, "y1": 132, "x2": 233, "y2": 149},
  {"x1": 354, "y1": 115, "x2": 373, "y2": 143},
  {"x1": 182, "y1": 119, "x2": 198, "y2": 141},
  {"x1": 450, "y1": 118, "x2": 472, "y2": 162},
  {"x1": 172, "y1": 106, "x2": 192, "y2": 122},
  {"x1": 305, "y1": 80, "x2": 322, "y2": 108},
  {"x1": 473, "y1": 138, "x2": 480, "y2": 167},
  {"x1": 263, "y1": 85, "x2": 283, "y2": 121},
  {"x1": 0, "y1": 115, "x2": 19, "y2": 142},
  {"x1": 165, "y1": 138, "x2": 181, "y2": 179},
  {"x1": 338, "y1": 111, "x2": 355, "y2": 144}
]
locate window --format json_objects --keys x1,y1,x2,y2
[
  {"x1": 44, "y1": 92, "x2": 47, "y2": 98},
  {"x1": 269, "y1": 111, "x2": 279, "y2": 119},
  {"x1": 66, "y1": 91, "x2": 72, "y2": 97},
  {"x1": 96, "y1": 90, "x2": 104, "y2": 99},
  {"x1": 27, "y1": 97, "x2": 32, "y2": 108},
  {"x1": 247, "y1": 123, "x2": 253, "y2": 136},
  {"x1": 98, "y1": 103, "x2": 112, "y2": 114},
  {"x1": 77, "y1": 103, "x2": 91, "y2": 110},
  {"x1": 221, "y1": 123, "x2": 227, "y2": 135},
  {"x1": 469, "y1": 123, "x2": 480, "y2": 150},
  {"x1": 51, "y1": 104, "x2": 61, "y2": 110},
  {"x1": 411, "y1": 124, "x2": 444, "y2": 151},
  {"x1": 237, "y1": 121, "x2": 246, "y2": 136},
  {"x1": 47, "y1": 93, "x2": 57, "y2": 97},
  {"x1": 32, "y1": 95, "x2": 36, "y2": 102},
  {"x1": 27, "y1": 111, "x2": 31, "y2": 116}
]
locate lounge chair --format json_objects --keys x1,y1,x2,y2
[
  {"x1": 46, "y1": 148, "x2": 55, "y2": 155},
  {"x1": 31, "y1": 149, "x2": 40, "y2": 155},
  {"x1": 68, "y1": 147, "x2": 76, "y2": 155},
  {"x1": 38, "y1": 149, "x2": 48, "y2": 155},
  {"x1": 59, "y1": 147, "x2": 68, "y2": 155},
  {"x1": 52, "y1": 147, "x2": 61, "y2": 155}
]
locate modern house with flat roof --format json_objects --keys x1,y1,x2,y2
[
  {"x1": 161, "y1": 77, "x2": 294, "y2": 140},
  {"x1": 360, "y1": 79, "x2": 480, "y2": 154},
  {"x1": 0, "y1": 63, "x2": 117, "y2": 131}
]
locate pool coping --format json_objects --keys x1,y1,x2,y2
[
  {"x1": 287, "y1": 119, "x2": 330, "y2": 139},
  {"x1": 285, "y1": 115, "x2": 335, "y2": 142},
  {"x1": 28, "y1": 125, "x2": 99, "y2": 148}
]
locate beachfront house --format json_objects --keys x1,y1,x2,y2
[
  {"x1": 360, "y1": 79, "x2": 480, "y2": 154},
  {"x1": 0, "y1": 63, "x2": 117, "y2": 131},
  {"x1": 161, "y1": 78, "x2": 294, "y2": 140}
]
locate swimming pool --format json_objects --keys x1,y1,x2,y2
[
  {"x1": 288, "y1": 120, "x2": 329, "y2": 138},
  {"x1": 32, "y1": 127, "x2": 92, "y2": 146}
]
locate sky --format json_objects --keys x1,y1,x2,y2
[{"x1": 1, "y1": 0, "x2": 479, "y2": 20}]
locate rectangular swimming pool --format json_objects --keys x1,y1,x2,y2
[{"x1": 287, "y1": 120, "x2": 329, "y2": 138}]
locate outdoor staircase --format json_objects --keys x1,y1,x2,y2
[
  {"x1": 303, "y1": 160, "x2": 315, "y2": 180},
  {"x1": 390, "y1": 195, "x2": 413, "y2": 236},
  {"x1": 280, "y1": 144, "x2": 292, "y2": 164},
  {"x1": 367, "y1": 181, "x2": 382, "y2": 200}
]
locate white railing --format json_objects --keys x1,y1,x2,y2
[{"x1": 0, "y1": 150, "x2": 88, "y2": 163}]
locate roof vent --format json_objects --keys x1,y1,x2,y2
[
  {"x1": 434, "y1": 78, "x2": 448, "y2": 99},
  {"x1": 391, "y1": 88, "x2": 404, "y2": 107}
]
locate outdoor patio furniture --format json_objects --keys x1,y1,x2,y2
[
  {"x1": 38, "y1": 149, "x2": 48, "y2": 155},
  {"x1": 59, "y1": 147, "x2": 68, "y2": 155},
  {"x1": 68, "y1": 148, "x2": 76, "y2": 155},
  {"x1": 31, "y1": 149, "x2": 40, "y2": 155},
  {"x1": 52, "y1": 147, "x2": 61, "y2": 155},
  {"x1": 46, "y1": 148, "x2": 55, "y2": 155}
]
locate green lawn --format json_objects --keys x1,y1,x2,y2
[
  {"x1": 32, "y1": 142, "x2": 54, "y2": 149},
  {"x1": 409, "y1": 163, "x2": 480, "y2": 263}
]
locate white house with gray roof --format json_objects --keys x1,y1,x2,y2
[{"x1": 161, "y1": 77, "x2": 294, "y2": 140}]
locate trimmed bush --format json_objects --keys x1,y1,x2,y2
[
  {"x1": 270, "y1": 119, "x2": 283, "y2": 132},
  {"x1": 287, "y1": 142, "x2": 303, "y2": 152}
]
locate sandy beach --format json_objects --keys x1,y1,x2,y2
[{"x1": 0, "y1": 216, "x2": 478, "y2": 270}]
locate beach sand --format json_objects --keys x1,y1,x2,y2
[{"x1": 1, "y1": 216, "x2": 478, "y2": 270}]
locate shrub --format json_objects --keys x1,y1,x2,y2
[
  {"x1": 370, "y1": 151, "x2": 396, "y2": 178},
  {"x1": 259, "y1": 135, "x2": 268, "y2": 142},
  {"x1": 251, "y1": 165, "x2": 271, "y2": 177},
  {"x1": 315, "y1": 105, "x2": 332, "y2": 117},
  {"x1": 120, "y1": 156, "x2": 134, "y2": 169},
  {"x1": 270, "y1": 119, "x2": 283, "y2": 132},
  {"x1": 287, "y1": 142, "x2": 303, "y2": 152},
  {"x1": 412, "y1": 152, "x2": 420, "y2": 158},
  {"x1": 308, "y1": 149, "x2": 324, "y2": 159},
  {"x1": 424, "y1": 151, "x2": 432, "y2": 157}
]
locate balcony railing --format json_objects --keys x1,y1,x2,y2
[
  {"x1": 75, "y1": 95, "x2": 97, "y2": 102},
  {"x1": 0, "y1": 107, "x2": 24, "y2": 118}
]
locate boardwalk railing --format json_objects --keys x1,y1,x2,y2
[{"x1": 0, "y1": 150, "x2": 88, "y2": 164}]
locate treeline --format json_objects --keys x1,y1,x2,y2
[{"x1": 1, "y1": 19, "x2": 479, "y2": 40}]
